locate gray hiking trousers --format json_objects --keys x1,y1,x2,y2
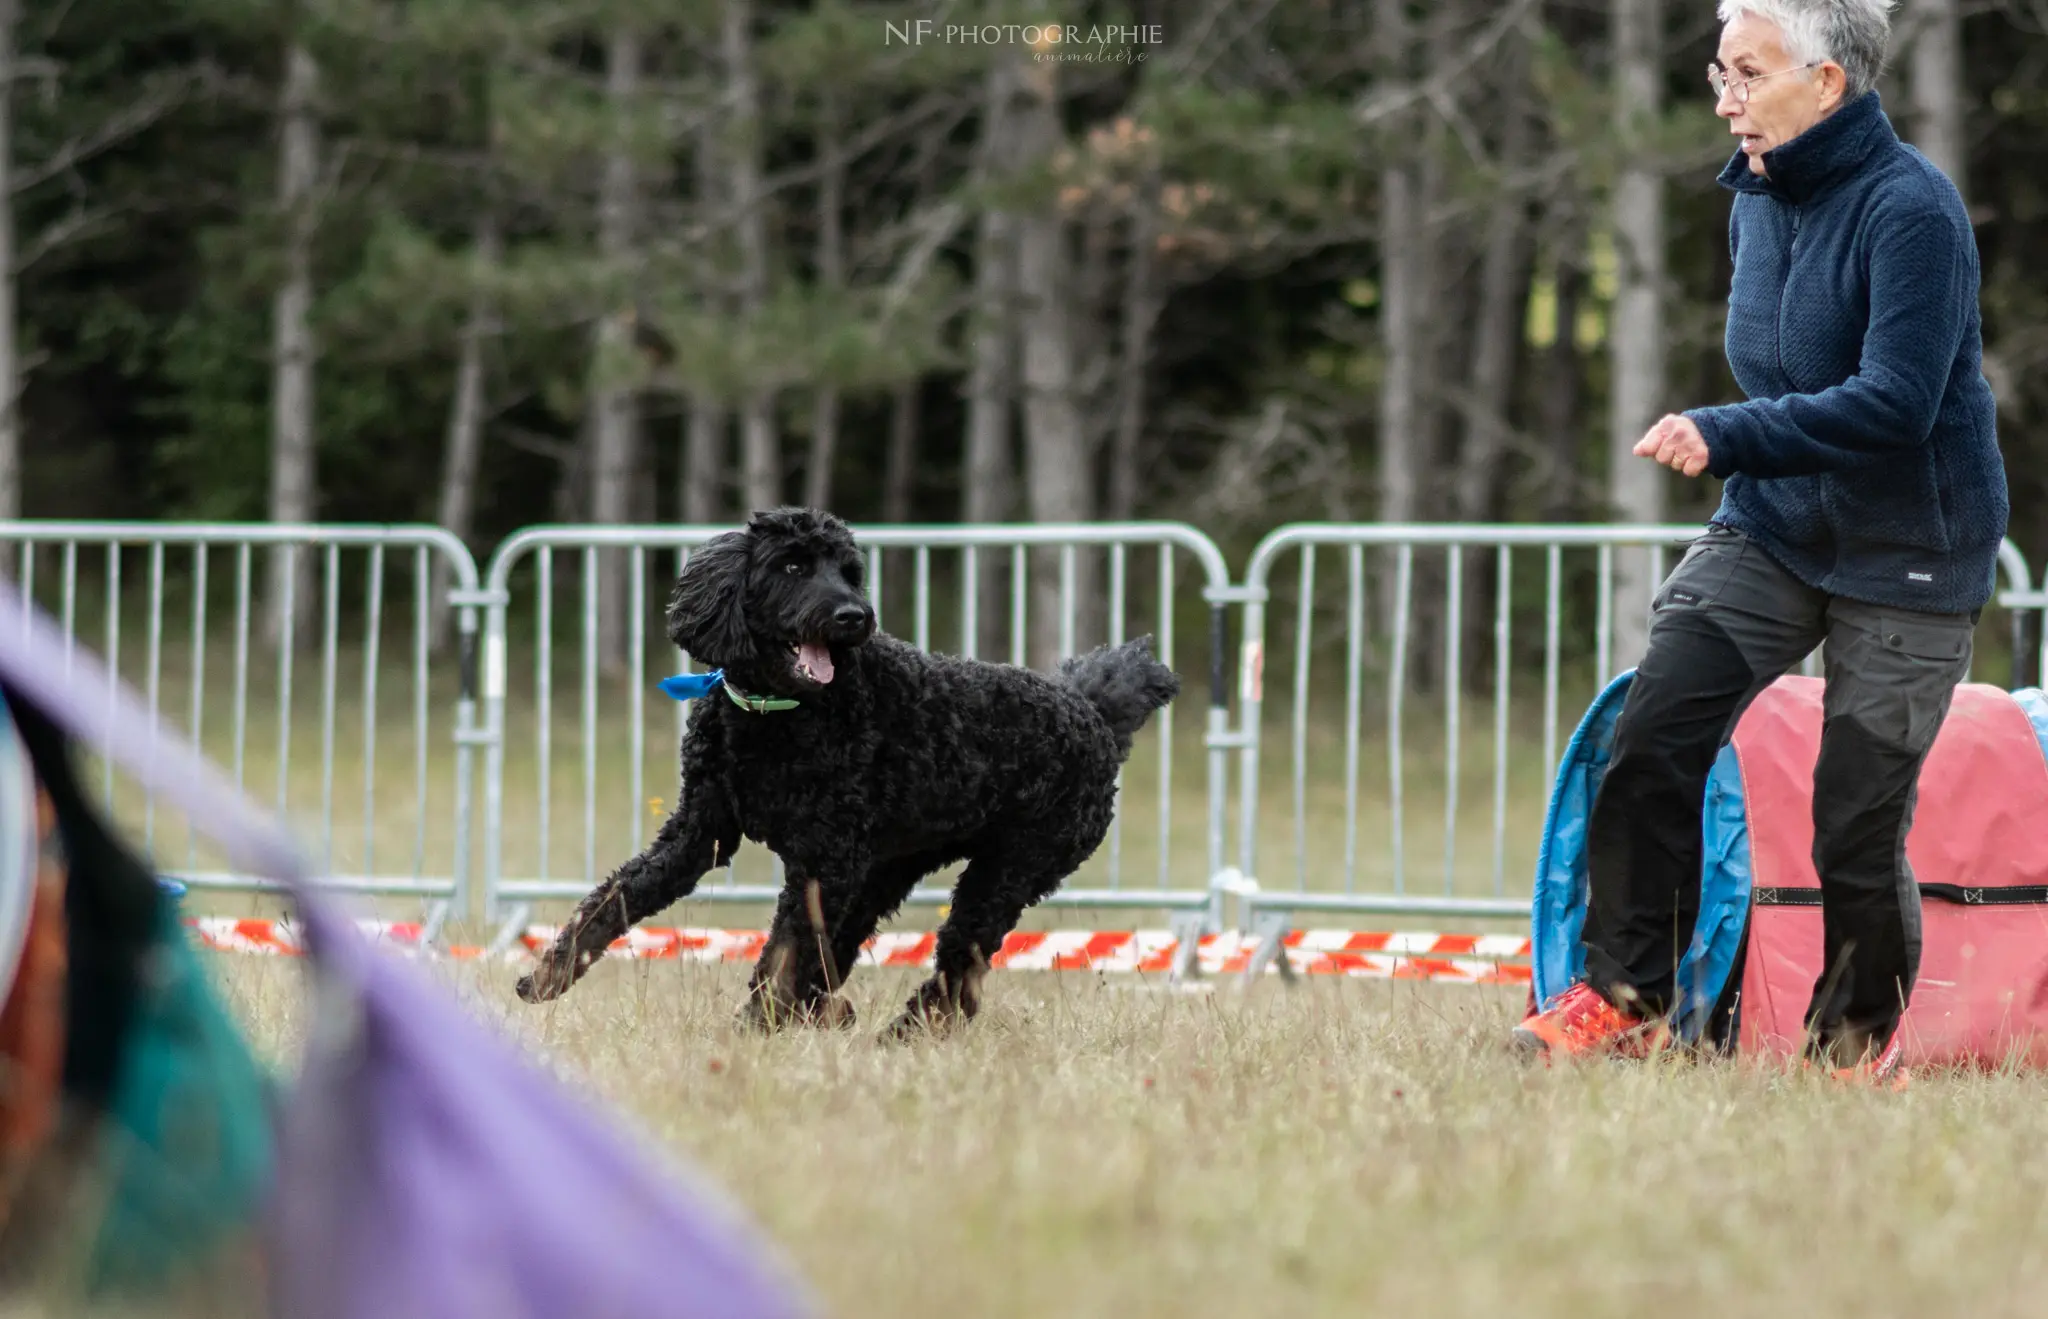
[{"x1": 1580, "y1": 523, "x2": 1976, "y2": 1060}]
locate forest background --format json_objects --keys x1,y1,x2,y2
[{"x1": 3, "y1": 0, "x2": 2039, "y2": 671}]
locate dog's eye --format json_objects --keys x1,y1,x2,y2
[{"x1": 784, "y1": 561, "x2": 804, "y2": 576}]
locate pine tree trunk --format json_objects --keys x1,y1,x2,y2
[
  {"x1": 0, "y1": 0, "x2": 18, "y2": 556},
  {"x1": 1013, "y1": 61, "x2": 1090, "y2": 672},
  {"x1": 1540, "y1": 251, "x2": 1586, "y2": 522},
  {"x1": 685, "y1": 399, "x2": 726, "y2": 523},
  {"x1": 726, "y1": 0, "x2": 779, "y2": 513},
  {"x1": 1374, "y1": 0, "x2": 1424, "y2": 657},
  {"x1": 1456, "y1": 38, "x2": 1534, "y2": 682},
  {"x1": 265, "y1": 40, "x2": 320, "y2": 652},
  {"x1": 1455, "y1": 44, "x2": 1532, "y2": 523},
  {"x1": 1373, "y1": 0, "x2": 1420, "y2": 520},
  {"x1": 589, "y1": 27, "x2": 643, "y2": 674},
  {"x1": 430, "y1": 211, "x2": 499, "y2": 652},
  {"x1": 803, "y1": 88, "x2": 844, "y2": 512},
  {"x1": 740, "y1": 396, "x2": 777, "y2": 512},
  {"x1": 1907, "y1": 0, "x2": 1967, "y2": 200},
  {"x1": 883, "y1": 378, "x2": 918, "y2": 522},
  {"x1": 1608, "y1": 0, "x2": 1667, "y2": 673},
  {"x1": 1107, "y1": 169, "x2": 1160, "y2": 523},
  {"x1": 964, "y1": 58, "x2": 1019, "y2": 658},
  {"x1": 684, "y1": 120, "x2": 726, "y2": 525}
]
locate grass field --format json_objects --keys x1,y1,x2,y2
[
  {"x1": 16, "y1": 598, "x2": 2048, "y2": 1316},
  {"x1": 180, "y1": 954, "x2": 2048, "y2": 1318}
]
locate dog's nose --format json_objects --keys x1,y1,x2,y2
[{"x1": 833, "y1": 603, "x2": 871, "y2": 630}]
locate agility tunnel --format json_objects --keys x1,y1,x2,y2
[{"x1": 1532, "y1": 672, "x2": 2048, "y2": 1065}]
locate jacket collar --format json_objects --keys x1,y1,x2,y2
[{"x1": 1717, "y1": 90, "x2": 1894, "y2": 205}]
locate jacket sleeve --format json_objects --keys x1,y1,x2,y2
[{"x1": 1690, "y1": 205, "x2": 1969, "y2": 480}]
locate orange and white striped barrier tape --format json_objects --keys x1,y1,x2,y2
[{"x1": 182, "y1": 918, "x2": 1532, "y2": 985}]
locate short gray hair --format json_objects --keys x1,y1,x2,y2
[{"x1": 1717, "y1": 0, "x2": 1894, "y2": 100}]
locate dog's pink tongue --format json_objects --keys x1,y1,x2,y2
[{"x1": 796, "y1": 642, "x2": 834, "y2": 684}]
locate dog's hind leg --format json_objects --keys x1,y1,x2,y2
[
  {"x1": 740, "y1": 879, "x2": 857, "y2": 1033},
  {"x1": 740, "y1": 851, "x2": 950, "y2": 1033},
  {"x1": 737, "y1": 846, "x2": 872, "y2": 1033}
]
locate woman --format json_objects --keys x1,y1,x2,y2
[{"x1": 1514, "y1": 0, "x2": 2006, "y2": 1084}]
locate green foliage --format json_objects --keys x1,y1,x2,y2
[{"x1": 10, "y1": 0, "x2": 2048, "y2": 566}]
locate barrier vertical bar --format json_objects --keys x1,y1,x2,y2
[
  {"x1": 1156, "y1": 549, "x2": 1174, "y2": 890},
  {"x1": 144, "y1": 541, "x2": 165, "y2": 850},
  {"x1": 1341, "y1": 545, "x2": 1363, "y2": 892},
  {"x1": 1443, "y1": 545, "x2": 1462, "y2": 895},
  {"x1": 413, "y1": 548, "x2": 431, "y2": 881},
  {"x1": 630, "y1": 548, "x2": 647, "y2": 857},
  {"x1": 1290, "y1": 546, "x2": 1316, "y2": 893},
  {"x1": 1492, "y1": 546, "x2": 1511, "y2": 896},
  {"x1": 274, "y1": 545, "x2": 295, "y2": 819},
  {"x1": 1388, "y1": 545, "x2": 1412, "y2": 893},
  {"x1": 362, "y1": 545, "x2": 385, "y2": 877},
  {"x1": 1106, "y1": 542, "x2": 1125, "y2": 887},
  {"x1": 962, "y1": 545, "x2": 979, "y2": 660},
  {"x1": 320, "y1": 543, "x2": 341, "y2": 874},
  {"x1": 581, "y1": 546, "x2": 599, "y2": 886},
  {"x1": 104, "y1": 543, "x2": 121, "y2": 807},
  {"x1": 537, "y1": 549, "x2": 553, "y2": 883},
  {"x1": 187, "y1": 544, "x2": 208, "y2": 873},
  {"x1": 233, "y1": 545, "x2": 251, "y2": 794}
]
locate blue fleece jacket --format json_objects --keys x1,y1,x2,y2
[{"x1": 1685, "y1": 91, "x2": 2007, "y2": 615}]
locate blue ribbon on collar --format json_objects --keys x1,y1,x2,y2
[
  {"x1": 657, "y1": 670, "x2": 726, "y2": 701},
  {"x1": 658, "y1": 669, "x2": 801, "y2": 713}
]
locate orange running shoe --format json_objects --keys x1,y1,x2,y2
[
  {"x1": 1512, "y1": 982, "x2": 1665, "y2": 1058},
  {"x1": 1822, "y1": 1033, "x2": 1910, "y2": 1092}
]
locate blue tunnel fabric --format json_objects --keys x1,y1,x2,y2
[
  {"x1": 2014, "y1": 687, "x2": 2048, "y2": 770},
  {"x1": 1528, "y1": 669, "x2": 1755, "y2": 1042}
]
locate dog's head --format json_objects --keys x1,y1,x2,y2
[{"x1": 666, "y1": 507, "x2": 877, "y2": 696}]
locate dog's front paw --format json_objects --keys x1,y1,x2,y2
[{"x1": 515, "y1": 951, "x2": 576, "y2": 1004}]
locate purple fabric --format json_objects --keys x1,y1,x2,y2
[{"x1": 0, "y1": 579, "x2": 815, "y2": 1319}]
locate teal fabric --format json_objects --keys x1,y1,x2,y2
[{"x1": 83, "y1": 900, "x2": 275, "y2": 1292}]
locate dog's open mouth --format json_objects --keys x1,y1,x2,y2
[{"x1": 789, "y1": 640, "x2": 834, "y2": 685}]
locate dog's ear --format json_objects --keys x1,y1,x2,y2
[{"x1": 667, "y1": 531, "x2": 754, "y2": 667}]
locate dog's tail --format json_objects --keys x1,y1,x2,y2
[{"x1": 1057, "y1": 636, "x2": 1181, "y2": 756}]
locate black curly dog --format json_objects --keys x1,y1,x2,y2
[{"x1": 514, "y1": 507, "x2": 1181, "y2": 1038}]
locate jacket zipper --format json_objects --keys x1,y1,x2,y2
[{"x1": 1775, "y1": 203, "x2": 1800, "y2": 391}]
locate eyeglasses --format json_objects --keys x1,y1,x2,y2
[{"x1": 1707, "y1": 61, "x2": 1820, "y2": 103}]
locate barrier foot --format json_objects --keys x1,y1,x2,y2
[
  {"x1": 1241, "y1": 911, "x2": 1297, "y2": 988},
  {"x1": 1167, "y1": 910, "x2": 1207, "y2": 985},
  {"x1": 420, "y1": 900, "x2": 451, "y2": 953},
  {"x1": 485, "y1": 903, "x2": 533, "y2": 960}
]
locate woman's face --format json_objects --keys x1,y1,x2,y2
[{"x1": 1715, "y1": 13, "x2": 1845, "y2": 175}]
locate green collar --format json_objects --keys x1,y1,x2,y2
[{"x1": 724, "y1": 682, "x2": 801, "y2": 714}]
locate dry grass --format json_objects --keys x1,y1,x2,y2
[
  {"x1": 181, "y1": 954, "x2": 2048, "y2": 1318},
  {"x1": 29, "y1": 600, "x2": 2048, "y2": 1316}
]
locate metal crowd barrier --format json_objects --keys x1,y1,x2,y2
[
  {"x1": 3, "y1": 519, "x2": 2039, "y2": 964},
  {"x1": 0, "y1": 522, "x2": 487, "y2": 931},
  {"x1": 474, "y1": 523, "x2": 1239, "y2": 960},
  {"x1": 1220, "y1": 524, "x2": 2042, "y2": 962}
]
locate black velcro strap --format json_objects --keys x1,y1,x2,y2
[{"x1": 1754, "y1": 884, "x2": 2048, "y2": 907}]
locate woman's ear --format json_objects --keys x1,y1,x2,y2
[
  {"x1": 666, "y1": 533, "x2": 754, "y2": 668},
  {"x1": 1816, "y1": 61, "x2": 1847, "y2": 113}
]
